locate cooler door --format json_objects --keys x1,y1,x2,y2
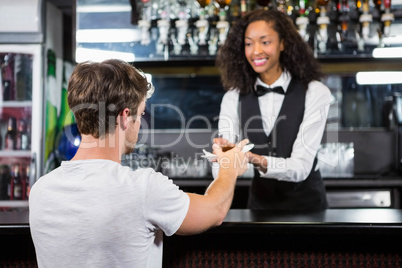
[{"x1": 0, "y1": 45, "x2": 43, "y2": 209}]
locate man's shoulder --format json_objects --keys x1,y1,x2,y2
[
  {"x1": 38, "y1": 166, "x2": 64, "y2": 181},
  {"x1": 131, "y1": 167, "x2": 168, "y2": 182},
  {"x1": 33, "y1": 162, "x2": 169, "y2": 191},
  {"x1": 29, "y1": 166, "x2": 63, "y2": 198}
]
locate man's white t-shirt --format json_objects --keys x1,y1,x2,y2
[{"x1": 29, "y1": 159, "x2": 190, "y2": 268}]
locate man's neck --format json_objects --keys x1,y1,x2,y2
[{"x1": 71, "y1": 134, "x2": 123, "y2": 163}]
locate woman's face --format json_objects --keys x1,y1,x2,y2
[{"x1": 244, "y1": 20, "x2": 284, "y2": 84}]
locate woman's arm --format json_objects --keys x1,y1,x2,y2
[{"x1": 257, "y1": 81, "x2": 332, "y2": 182}]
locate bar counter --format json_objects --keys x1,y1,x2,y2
[
  {"x1": 1, "y1": 209, "x2": 402, "y2": 266},
  {"x1": 163, "y1": 209, "x2": 402, "y2": 266},
  {"x1": 174, "y1": 175, "x2": 402, "y2": 209}
]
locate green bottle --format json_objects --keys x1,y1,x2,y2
[
  {"x1": 57, "y1": 63, "x2": 75, "y2": 134},
  {"x1": 44, "y1": 49, "x2": 58, "y2": 172}
]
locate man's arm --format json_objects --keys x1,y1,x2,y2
[{"x1": 176, "y1": 139, "x2": 249, "y2": 235}]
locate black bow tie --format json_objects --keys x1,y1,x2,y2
[{"x1": 255, "y1": 85, "x2": 285, "y2": 97}]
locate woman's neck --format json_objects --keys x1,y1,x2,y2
[{"x1": 259, "y1": 67, "x2": 283, "y2": 86}]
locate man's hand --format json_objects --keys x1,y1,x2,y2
[{"x1": 213, "y1": 139, "x2": 249, "y2": 177}]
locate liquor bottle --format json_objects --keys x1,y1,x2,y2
[
  {"x1": 316, "y1": 0, "x2": 331, "y2": 54},
  {"x1": 26, "y1": 120, "x2": 32, "y2": 150},
  {"x1": 26, "y1": 159, "x2": 33, "y2": 199},
  {"x1": 373, "y1": 0, "x2": 382, "y2": 20},
  {"x1": 256, "y1": 0, "x2": 271, "y2": 9},
  {"x1": 383, "y1": 0, "x2": 391, "y2": 13},
  {"x1": 349, "y1": 0, "x2": 361, "y2": 22},
  {"x1": 230, "y1": 0, "x2": 241, "y2": 19},
  {"x1": 216, "y1": 0, "x2": 233, "y2": 9},
  {"x1": 16, "y1": 119, "x2": 29, "y2": 150},
  {"x1": 338, "y1": 0, "x2": 350, "y2": 37},
  {"x1": 296, "y1": 0, "x2": 311, "y2": 41},
  {"x1": 277, "y1": 0, "x2": 287, "y2": 12},
  {"x1": 0, "y1": 165, "x2": 11, "y2": 200},
  {"x1": 15, "y1": 54, "x2": 32, "y2": 101},
  {"x1": 216, "y1": 0, "x2": 232, "y2": 45},
  {"x1": 359, "y1": 0, "x2": 372, "y2": 40},
  {"x1": 20, "y1": 164, "x2": 28, "y2": 200},
  {"x1": 196, "y1": 0, "x2": 212, "y2": 13},
  {"x1": 317, "y1": 0, "x2": 330, "y2": 13},
  {"x1": 299, "y1": 0, "x2": 310, "y2": 16},
  {"x1": 216, "y1": 0, "x2": 232, "y2": 20},
  {"x1": 15, "y1": 54, "x2": 25, "y2": 101},
  {"x1": 10, "y1": 164, "x2": 22, "y2": 200},
  {"x1": 1, "y1": 54, "x2": 15, "y2": 101},
  {"x1": 4, "y1": 117, "x2": 17, "y2": 150},
  {"x1": 240, "y1": 0, "x2": 247, "y2": 16},
  {"x1": 381, "y1": 0, "x2": 394, "y2": 37},
  {"x1": 195, "y1": 0, "x2": 212, "y2": 46}
]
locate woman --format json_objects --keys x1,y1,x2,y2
[{"x1": 216, "y1": 9, "x2": 332, "y2": 211}]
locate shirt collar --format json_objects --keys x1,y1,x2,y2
[{"x1": 254, "y1": 70, "x2": 292, "y2": 93}]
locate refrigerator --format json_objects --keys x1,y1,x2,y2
[
  {"x1": 0, "y1": 44, "x2": 44, "y2": 208},
  {"x1": 0, "y1": 0, "x2": 49, "y2": 209}
]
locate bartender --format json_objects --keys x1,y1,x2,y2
[{"x1": 215, "y1": 9, "x2": 331, "y2": 211}]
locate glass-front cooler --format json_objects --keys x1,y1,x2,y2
[{"x1": 0, "y1": 44, "x2": 43, "y2": 209}]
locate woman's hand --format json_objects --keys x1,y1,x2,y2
[{"x1": 246, "y1": 152, "x2": 267, "y2": 173}]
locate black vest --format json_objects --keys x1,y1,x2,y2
[{"x1": 239, "y1": 78, "x2": 328, "y2": 211}]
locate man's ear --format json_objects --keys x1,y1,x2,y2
[{"x1": 120, "y1": 108, "x2": 131, "y2": 129}]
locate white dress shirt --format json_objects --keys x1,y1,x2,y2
[{"x1": 218, "y1": 70, "x2": 332, "y2": 183}]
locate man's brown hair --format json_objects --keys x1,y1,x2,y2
[{"x1": 67, "y1": 59, "x2": 151, "y2": 138}]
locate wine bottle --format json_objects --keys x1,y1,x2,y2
[
  {"x1": 0, "y1": 165, "x2": 11, "y2": 200},
  {"x1": 16, "y1": 119, "x2": 29, "y2": 150},
  {"x1": 20, "y1": 164, "x2": 28, "y2": 200},
  {"x1": 1, "y1": 54, "x2": 15, "y2": 101},
  {"x1": 10, "y1": 164, "x2": 22, "y2": 200},
  {"x1": 4, "y1": 117, "x2": 17, "y2": 150}
]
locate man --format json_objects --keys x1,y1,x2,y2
[{"x1": 29, "y1": 59, "x2": 248, "y2": 267}]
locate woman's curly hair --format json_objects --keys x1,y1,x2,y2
[{"x1": 216, "y1": 9, "x2": 325, "y2": 94}]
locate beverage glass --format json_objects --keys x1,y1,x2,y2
[{"x1": 215, "y1": 133, "x2": 239, "y2": 152}]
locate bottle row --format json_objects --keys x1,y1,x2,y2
[
  {"x1": 0, "y1": 163, "x2": 30, "y2": 200},
  {"x1": 0, "y1": 53, "x2": 33, "y2": 102},
  {"x1": 0, "y1": 116, "x2": 31, "y2": 151},
  {"x1": 135, "y1": 0, "x2": 399, "y2": 25},
  {"x1": 120, "y1": 0, "x2": 401, "y2": 58}
]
